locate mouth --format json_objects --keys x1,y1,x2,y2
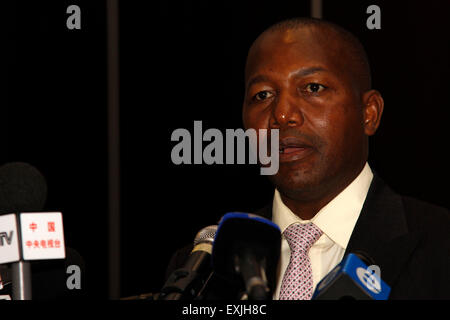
[{"x1": 278, "y1": 137, "x2": 315, "y2": 163}]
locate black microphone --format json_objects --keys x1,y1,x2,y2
[
  {"x1": 212, "y1": 212, "x2": 281, "y2": 300},
  {"x1": 312, "y1": 252, "x2": 391, "y2": 300},
  {"x1": 0, "y1": 162, "x2": 48, "y2": 300},
  {"x1": 0, "y1": 162, "x2": 86, "y2": 300},
  {"x1": 158, "y1": 225, "x2": 217, "y2": 300},
  {"x1": 0, "y1": 162, "x2": 47, "y2": 214}
]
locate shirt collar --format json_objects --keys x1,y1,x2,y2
[{"x1": 272, "y1": 162, "x2": 373, "y2": 249}]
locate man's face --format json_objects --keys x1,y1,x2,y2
[{"x1": 243, "y1": 27, "x2": 369, "y2": 200}]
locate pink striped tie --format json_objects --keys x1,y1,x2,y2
[{"x1": 279, "y1": 222, "x2": 323, "y2": 300}]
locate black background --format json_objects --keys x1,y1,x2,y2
[{"x1": 5, "y1": 0, "x2": 450, "y2": 299}]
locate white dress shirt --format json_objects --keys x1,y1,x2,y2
[{"x1": 272, "y1": 162, "x2": 374, "y2": 299}]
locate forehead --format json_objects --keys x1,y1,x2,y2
[{"x1": 245, "y1": 27, "x2": 350, "y2": 84}]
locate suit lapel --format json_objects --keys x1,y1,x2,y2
[
  {"x1": 345, "y1": 174, "x2": 422, "y2": 287},
  {"x1": 255, "y1": 203, "x2": 272, "y2": 220}
]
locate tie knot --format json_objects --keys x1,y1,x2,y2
[{"x1": 283, "y1": 222, "x2": 323, "y2": 253}]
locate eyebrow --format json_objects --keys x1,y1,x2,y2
[
  {"x1": 293, "y1": 66, "x2": 327, "y2": 78},
  {"x1": 246, "y1": 67, "x2": 328, "y2": 91},
  {"x1": 246, "y1": 75, "x2": 270, "y2": 91}
]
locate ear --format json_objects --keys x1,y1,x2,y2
[{"x1": 362, "y1": 89, "x2": 384, "y2": 136}]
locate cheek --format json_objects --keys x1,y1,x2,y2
[
  {"x1": 312, "y1": 106, "x2": 362, "y2": 157},
  {"x1": 342, "y1": 120, "x2": 366, "y2": 155},
  {"x1": 243, "y1": 107, "x2": 270, "y2": 130}
]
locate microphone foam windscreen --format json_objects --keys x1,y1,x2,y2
[
  {"x1": 212, "y1": 212, "x2": 281, "y2": 287},
  {"x1": 0, "y1": 162, "x2": 48, "y2": 213}
]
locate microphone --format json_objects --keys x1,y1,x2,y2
[
  {"x1": 158, "y1": 225, "x2": 217, "y2": 300},
  {"x1": 0, "y1": 162, "x2": 48, "y2": 300},
  {"x1": 0, "y1": 162, "x2": 85, "y2": 300},
  {"x1": 312, "y1": 252, "x2": 391, "y2": 300},
  {"x1": 212, "y1": 212, "x2": 281, "y2": 300},
  {"x1": 0, "y1": 162, "x2": 47, "y2": 214}
]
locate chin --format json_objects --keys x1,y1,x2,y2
[{"x1": 269, "y1": 165, "x2": 325, "y2": 198}]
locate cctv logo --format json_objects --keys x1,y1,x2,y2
[
  {"x1": 0, "y1": 214, "x2": 20, "y2": 264},
  {"x1": 0, "y1": 231, "x2": 14, "y2": 246},
  {"x1": 356, "y1": 266, "x2": 382, "y2": 294}
]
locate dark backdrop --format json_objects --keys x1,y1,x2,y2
[
  {"x1": 6, "y1": 0, "x2": 450, "y2": 299},
  {"x1": 6, "y1": 1, "x2": 108, "y2": 299}
]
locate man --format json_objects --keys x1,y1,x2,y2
[{"x1": 165, "y1": 17, "x2": 450, "y2": 300}]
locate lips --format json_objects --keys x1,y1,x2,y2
[{"x1": 278, "y1": 136, "x2": 315, "y2": 163}]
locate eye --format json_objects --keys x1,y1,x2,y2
[
  {"x1": 305, "y1": 83, "x2": 326, "y2": 93},
  {"x1": 253, "y1": 90, "x2": 274, "y2": 101}
]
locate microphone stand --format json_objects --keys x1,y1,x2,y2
[
  {"x1": 12, "y1": 213, "x2": 32, "y2": 300},
  {"x1": 12, "y1": 261, "x2": 32, "y2": 300}
]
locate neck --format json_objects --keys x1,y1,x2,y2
[{"x1": 280, "y1": 188, "x2": 340, "y2": 220}]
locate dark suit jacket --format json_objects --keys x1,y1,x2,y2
[{"x1": 165, "y1": 174, "x2": 450, "y2": 299}]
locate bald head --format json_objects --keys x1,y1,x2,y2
[{"x1": 246, "y1": 17, "x2": 372, "y2": 94}]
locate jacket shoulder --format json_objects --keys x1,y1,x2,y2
[{"x1": 401, "y1": 196, "x2": 450, "y2": 234}]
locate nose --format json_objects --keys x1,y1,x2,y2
[{"x1": 270, "y1": 91, "x2": 304, "y2": 129}]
